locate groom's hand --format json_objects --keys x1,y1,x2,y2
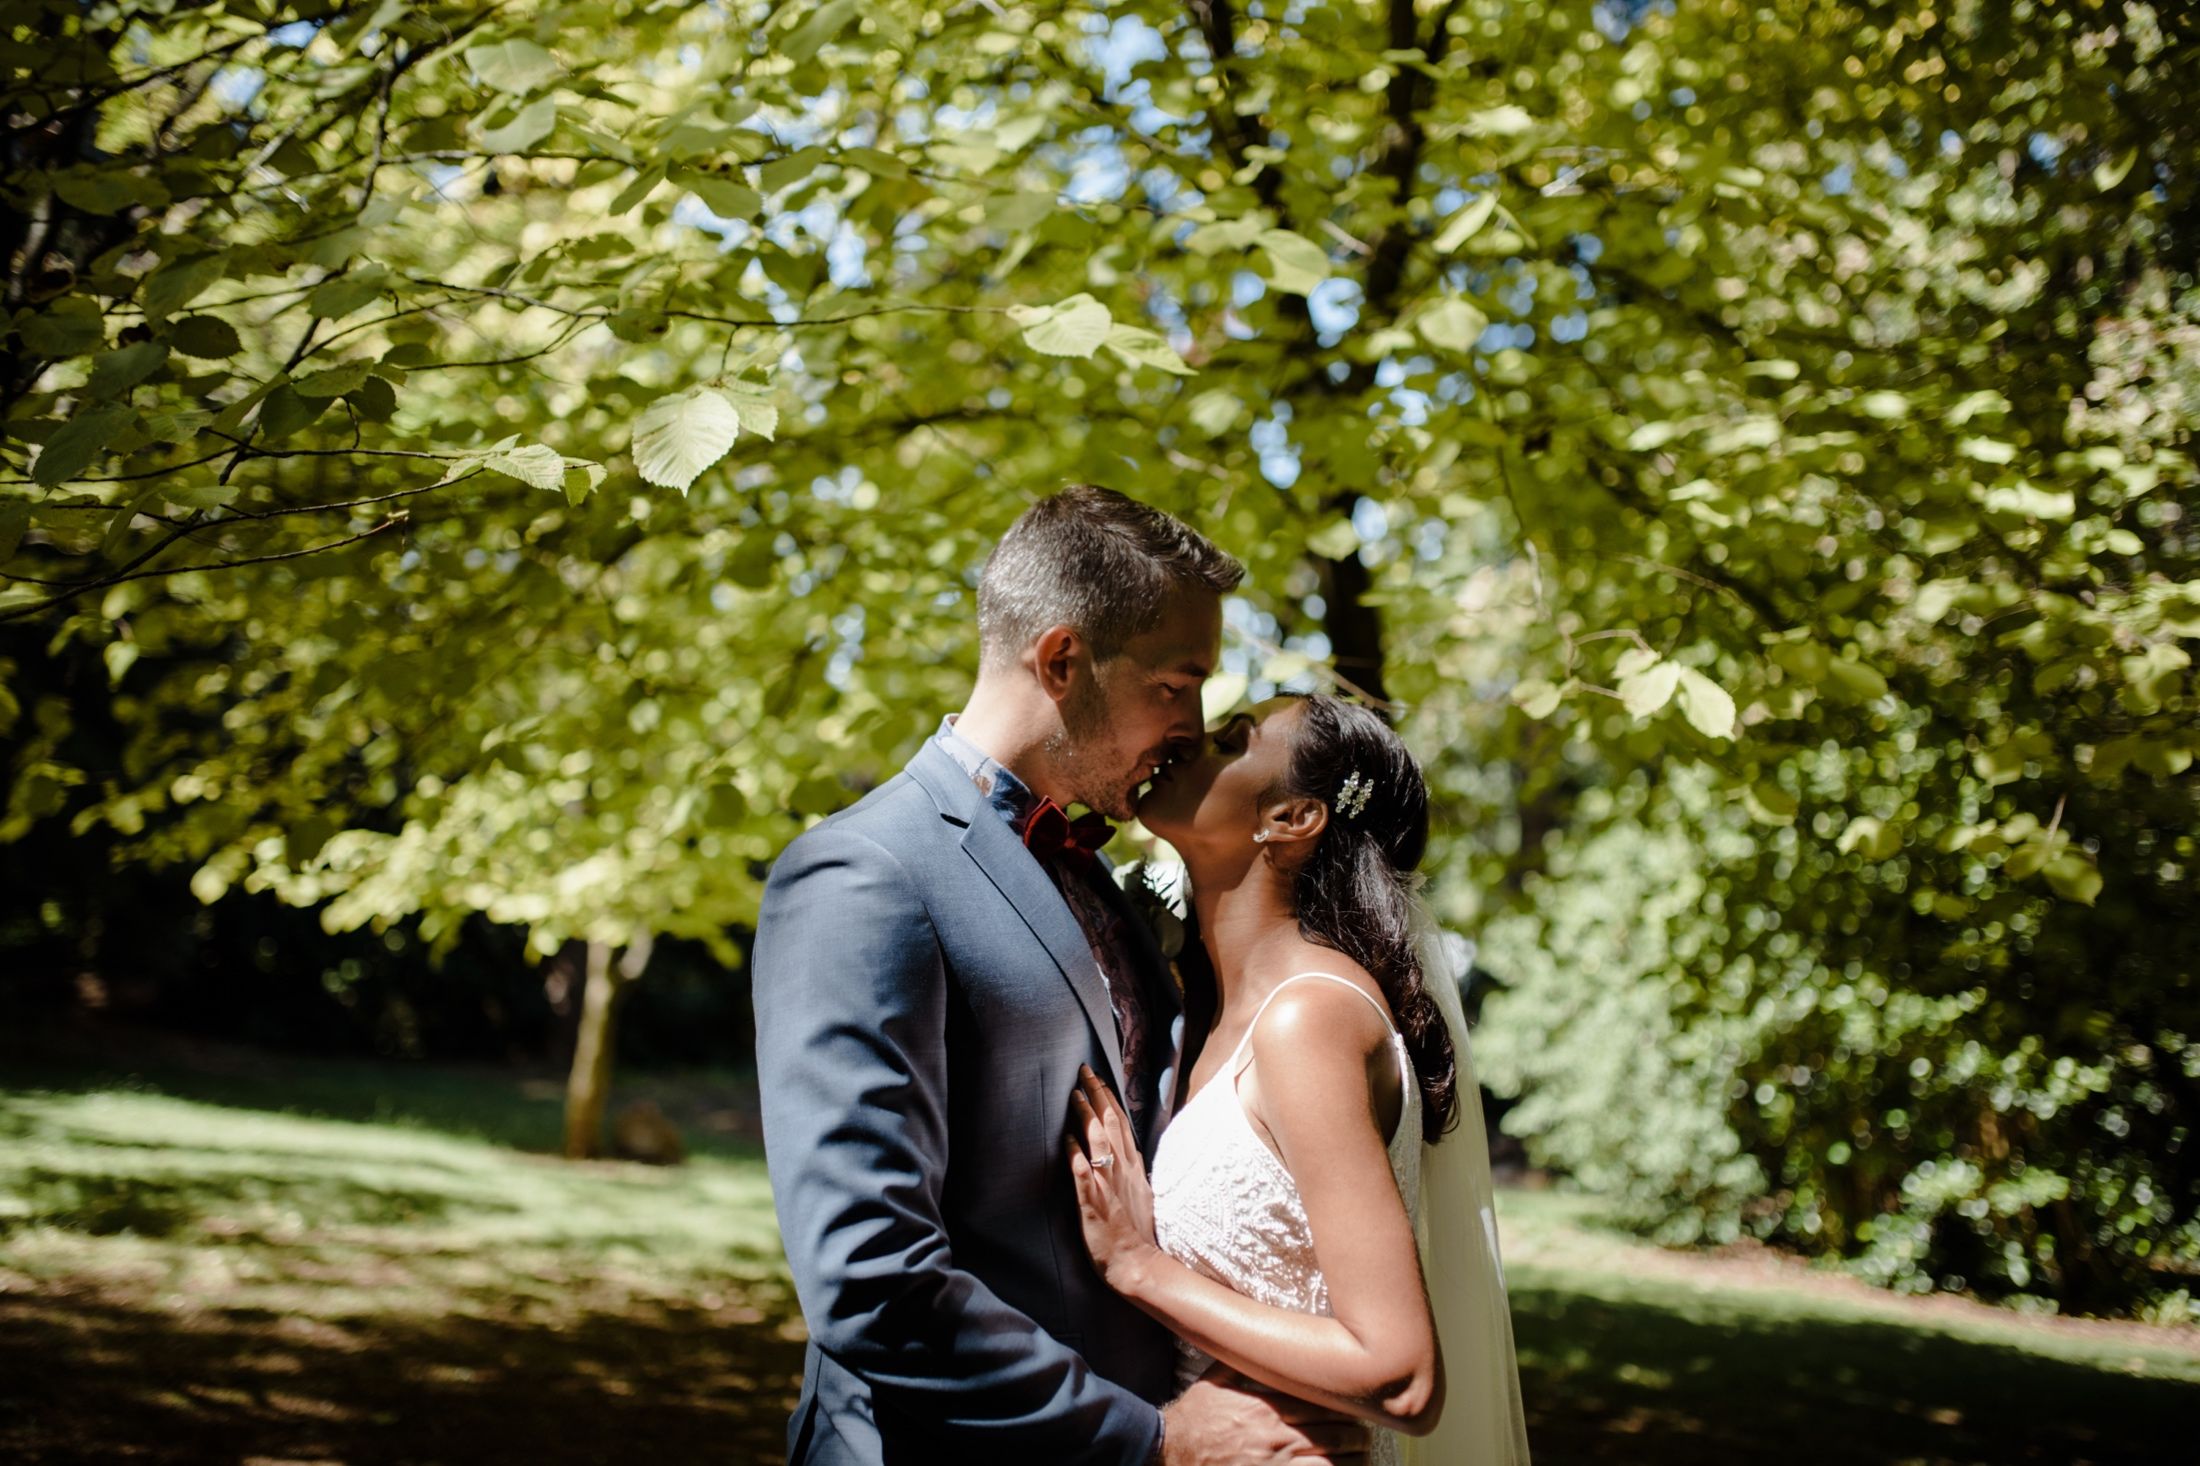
[{"x1": 1161, "y1": 1369, "x2": 1370, "y2": 1465}]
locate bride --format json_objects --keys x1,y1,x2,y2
[{"x1": 1068, "y1": 693, "x2": 1531, "y2": 1465}]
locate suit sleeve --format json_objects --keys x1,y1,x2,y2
[{"x1": 753, "y1": 823, "x2": 1163, "y2": 1463}]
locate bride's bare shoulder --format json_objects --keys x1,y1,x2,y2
[{"x1": 1246, "y1": 961, "x2": 1394, "y2": 1060}]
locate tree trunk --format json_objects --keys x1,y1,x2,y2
[
  {"x1": 1321, "y1": 546, "x2": 1389, "y2": 709},
  {"x1": 561, "y1": 934, "x2": 654, "y2": 1159}
]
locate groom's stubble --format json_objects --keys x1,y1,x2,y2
[{"x1": 1044, "y1": 662, "x2": 1139, "y2": 822}]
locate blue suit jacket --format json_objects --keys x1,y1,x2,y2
[{"x1": 754, "y1": 737, "x2": 1181, "y2": 1464}]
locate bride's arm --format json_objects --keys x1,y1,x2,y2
[{"x1": 1068, "y1": 986, "x2": 1443, "y2": 1436}]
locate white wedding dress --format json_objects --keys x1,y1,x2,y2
[{"x1": 1150, "y1": 970, "x2": 1532, "y2": 1466}]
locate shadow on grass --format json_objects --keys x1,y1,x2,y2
[
  {"x1": 4, "y1": 1279, "x2": 2184, "y2": 1466},
  {"x1": 0, "y1": 1289, "x2": 806, "y2": 1466},
  {"x1": 1, "y1": 1021, "x2": 764, "y2": 1160},
  {"x1": 1511, "y1": 1280, "x2": 2186, "y2": 1465}
]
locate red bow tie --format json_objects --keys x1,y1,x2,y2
[{"x1": 1019, "y1": 798, "x2": 1113, "y2": 869}]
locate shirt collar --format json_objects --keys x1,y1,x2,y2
[{"x1": 935, "y1": 714, "x2": 1040, "y2": 829}]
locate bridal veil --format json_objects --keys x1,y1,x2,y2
[{"x1": 1401, "y1": 911, "x2": 1533, "y2": 1466}]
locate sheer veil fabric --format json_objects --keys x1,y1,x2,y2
[{"x1": 1401, "y1": 906, "x2": 1533, "y2": 1466}]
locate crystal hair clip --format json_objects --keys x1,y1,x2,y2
[{"x1": 1335, "y1": 770, "x2": 1373, "y2": 820}]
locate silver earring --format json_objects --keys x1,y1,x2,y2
[{"x1": 1253, "y1": 830, "x2": 1269, "y2": 844}]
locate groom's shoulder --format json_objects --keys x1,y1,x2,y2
[
  {"x1": 776, "y1": 763, "x2": 951, "y2": 865},
  {"x1": 816, "y1": 769, "x2": 932, "y2": 841}
]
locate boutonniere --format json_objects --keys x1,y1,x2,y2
[{"x1": 1117, "y1": 857, "x2": 1188, "y2": 974}]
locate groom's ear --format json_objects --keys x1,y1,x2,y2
[{"x1": 1029, "y1": 624, "x2": 1086, "y2": 703}]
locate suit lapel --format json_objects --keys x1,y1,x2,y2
[{"x1": 906, "y1": 741, "x2": 1128, "y2": 1093}]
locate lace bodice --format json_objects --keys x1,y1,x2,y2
[{"x1": 1149, "y1": 973, "x2": 1421, "y2": 1464}]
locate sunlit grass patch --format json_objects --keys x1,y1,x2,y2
[{"x1": 0, "y1": 1085, "x2": 788, "y2": 1328}]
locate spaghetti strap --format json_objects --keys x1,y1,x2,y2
[{"x1": 1221, "y1": 971, "x2": 1398, "y2": 1075}]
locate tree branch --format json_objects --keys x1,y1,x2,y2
[{"x1": 0, "y1": 513, "x2": 409, "y2": 623}]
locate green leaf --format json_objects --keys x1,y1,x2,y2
[
  {"x1": 294, "y1": 362, "x2": 373, "y2": 398},
  {"x1": 1186, "y1": 388, "x2": 1241, "y2": 437},
  {"x1": 481, "y1": 97, "x2": 558, "y2": 154},
  {"x1": 171, "y1": 315, "x2": 242, "y2": 358},
  {"x1": 1946, "y1": 390, "x2": 2009, "y2": 425},
  {"x1": 1254, "y1": 229, "x2": 1329, "y2": 295},
  {"x1": 1458, "y1": 105, "x2": 1536, "y2": 137},
  {"x1": 631, "y1": 388, "x2": 743, "y2": 492},
  {"x1": 480, "y1": 441, "x2": 567, "y2": 492},
  {"x1": 1200, "y1": 672, "x2": 1249, "y2": 723},
  {"x1": 1618, "y1": 658, "x2": 1683, "y2": 719},
  {"x1": 1009, "y1": 293, "x2": 1112, "y2": 358},
  {"x1": 1856, "y1": 391, "x2": 1910, "y2": 419},
  {"x1": 1957, "y1": 436, "x2": 2017, "y2": 465},
  {"x1": 609, "y1": 165, "x2": 666, "y2": 215},
  {"x1": 563, "y1": 460, "x2": 608, "y2": 507},
  {"x1": 759, "y1": 146, "x2": 828, "y2": 195},
  {"x1": 1510, "y1": 678, "x2": 1563, "y2": 719},
  {"x1": 2044, "y1": 851, "x2": 2103, "y2": 905},
  {"x1": 103, "y1": 640, "x2": 139, "y2": 687},
  {"x1": 1982, "y1": 483, "x2": 2075, "y2": 520},
  {"x1": 1416, "y1": 296, "x2": 1487, "y2": 353},
  {"x1": 783, "y1": 0, "x2": 859, "y2": 63},
  {"x1": 210, "y1": 377, "x2": 280, "y2": 437},
  {"x1": 257, "y1": 385, "x2": 328, "y2": 441},
  {"x1": 1307, "y1": 520, "x2": 1361, "y2": 560},
  {"x1": 142, "y1": 407, "x2": 211, "y2": 444},
  {"x1": 1702, "y1": 416, "x2": 1781, "y2": 453},
  {"x1": 32, "y1": 406, "x2": 136, "y2": 486},
  {"x1": 53, "y1": 167, "x2": 166, "y2": 215},
  {"x1": 1432, "y1": 194, "x2": 1498, "y2": 253},
  {"x1": 0, "y1": 503, "x2": 27, "y2": 562},
  {"x1": 1675, "y1": 669, "x2": 1737, "y2": 739},
  {"x1": 2004, "y1": 832, "x2": 2059, "y2": 879},
  {"x1": 142, "y1": 253, "x2": 228, "y2": 321},
  {"x1": 1744, "y1": 781, "x2": 1798, "y2": 826},
  {"x1": 718, "y1": 382, "x2": 779, "y2": 440},
  {"x1": 345, "y1": 374, "x2": 398, "y2": 423},
  {"x1": 309, "y1": 267, "x2": 391, "y2": 320},
  {"x1": 2092, "y1": 146, "x2": 2137, "y2": 191},
  {"x1": 1837, "y1": 816, "x2": 1902, "y2": 860},
  {"x1": 1823, "y1": 657, "x2": 1890, "y2": 703},
  {"x1": 676, "y1": 167, "x2": 761, "y2": 219},
  {"x1": 1184, "y1": 216, "x2": 1266, "y2": 256},
  {"x1": 18, "y1": 297, "x2": 107, "y2": 357},
  {"x1": 1103, "y1": 323, "x2": 1194, "y2": 376},
  {"x1": 466, "y1": 38, "x2": 561, "y2": 94},
  {"x1": 84, "y1": 341, "x2": 169, "y2": 398},
  {"x1": 839, "y1": 146, "x2": 910, "y2": 180},
  {"x1": 162, "y1": 480, "x2": 239, "y2": 510}
]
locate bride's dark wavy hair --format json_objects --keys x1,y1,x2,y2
[{"x1": 1274, "y1": 693, "x2": 1457, "y2": 1143}]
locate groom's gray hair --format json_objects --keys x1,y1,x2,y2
[{"x1": 978, "y1": 485, "x2": 1242, "y2": 668}]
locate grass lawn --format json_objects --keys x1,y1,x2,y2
[{"x1": 2, "y1": 1029, "x2": 2194, "y2": 1465}]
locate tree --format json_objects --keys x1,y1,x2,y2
[{"x1": 5, "y1": 1, "x2": 2194, "y2": 1307}]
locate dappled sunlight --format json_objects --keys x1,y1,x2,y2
[
  {"x1": 1494, "y1": 1189, "x2": 2199, "y2": 1464},
  {"x1": 0, "y1": 1290, "x2": 803, "y2": 1466},
  {"x1": 1, "y1": 1074, "x2": 805, "y2": 1463}
]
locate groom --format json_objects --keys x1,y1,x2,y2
[{"x1": 754, "y1": 487, "x2": 1363, "y2": 1464}]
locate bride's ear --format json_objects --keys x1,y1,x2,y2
[{"x1": 1258, "y1": 794, "x2": 1327, "y2": 856}]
